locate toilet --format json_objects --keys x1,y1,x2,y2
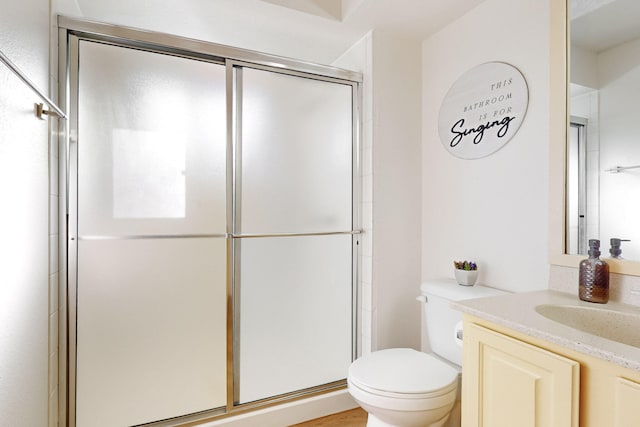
[{"x1": 347, "y1": 280, "x2": 507, "y2": 427}]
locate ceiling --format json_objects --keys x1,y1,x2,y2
[
  {"x1": 58, "y1": 0, "x2": 487, "y2": 64},
  {"x1": 571, "y1": 0, "x2": 640, "y2": 53}
]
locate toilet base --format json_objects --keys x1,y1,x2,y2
[
  {"x1": 366, "y1": 412, "x2": 450, "y2": 427},
  {"x1": 361, "y1": 399, "x2": 460, "y2": 427}
]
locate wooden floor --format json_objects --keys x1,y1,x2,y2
[{"x1": 289, "y1": 408, "x2": 367, "y2": 427}]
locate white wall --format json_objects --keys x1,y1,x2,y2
[
  {"x1": 0, "y1": 0, "x2": 52, "y2": 425},
  {"x1": 335, "y1": 30, "x2": 423, "y2": 352},
  {"x1": 370, "y1": 31, "x2": 423, "y2": 350},
  {"x1": 421, "y1": 0, "x2": 551, "y2": 292}
]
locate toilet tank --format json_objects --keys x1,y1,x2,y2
[{"x1": 420, "y1": 280, "x2": 508, "y2": 366}]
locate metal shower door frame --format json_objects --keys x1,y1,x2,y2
[{"x1": 58, "y1": 15, "x2": 362, "y2": 427}]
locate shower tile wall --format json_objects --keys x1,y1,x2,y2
[
  {"x1": 48, "y1": 103, "x2": 60, "y2": 427},
  {"x1": 335, "y1": 31, "x2": 374, "y2": 357},
  {"x1": 331, "y1": 32, "x2": 372, "y2": 357},
  {"x1": 49, "y1": 13, "x2": 62, "y2": 426},
  {"x1": 360, "y1": 101, "x2": 374, "y2": 356},
  {"x1": 0, "y1": 2, "x2": 53, "y2": 427}
]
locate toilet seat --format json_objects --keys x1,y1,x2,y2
[{"x1": 348, "y1": 348, "x2": 459, "y2": 399}]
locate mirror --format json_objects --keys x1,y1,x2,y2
[{"x1": 567, "y1": 0, "x2": 640, "y2": 261}]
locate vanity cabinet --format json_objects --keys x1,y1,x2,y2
[
  {"x1": 462, "y1": 315, "x2": 640, "y2": 427},
  {"x1": 462, "y1": 321, "x2": 579, "y2": 427},
  {"x1": 613, "y1": 377, "x2": 640, "y2": 426}
]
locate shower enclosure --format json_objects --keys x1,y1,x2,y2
[
  {"x1": 60, "y1": 17, "x2": 361, "y2": 427},
  {"x1": 566, "y1": 119, "x2": 588, "y2": 254}
]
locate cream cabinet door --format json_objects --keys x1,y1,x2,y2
[
  {"x1": 462, "y1": 322, "x2": 579, "y2": 427},
  {"x1": 614, "y1": 377, "x2": 640, "y2": 427}
]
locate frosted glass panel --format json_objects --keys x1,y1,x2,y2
[
  {"x1": 76, "y1": 238, "x2": 227, "y2": 426},
  {"x1": 72, "y1": 37, "x2": 357, "y2": 422},
  {"x1": 75, "y1": 41, "x2": 228, "y2": 426},
  {"x1": 240, "y1": 68, "x2": 352, "y2": 234},
  {"x1": 78, "y1": 41, "x2": 226, "y2": 236},
  {"x1": 112, "y1": 128, "x2": 186, "y2": 218},
  {"x1": 237, "y1": 235, "x2": 352, "y2": 403}
]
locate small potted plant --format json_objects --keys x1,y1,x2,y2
[{"x1": 453, "y1": 260, "x2": 478, "y2": 286}]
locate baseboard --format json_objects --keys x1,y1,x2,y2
[{"x1": 200, "y1": 389, "x2": 359, "y2": 427}]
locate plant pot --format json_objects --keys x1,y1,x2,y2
[{"x1": 454, "y1": 269, "x2": 478, "y2": 286}]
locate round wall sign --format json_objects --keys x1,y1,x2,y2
[{"x1": 438, "y1": 62, "x2": 528, "y2": 159}]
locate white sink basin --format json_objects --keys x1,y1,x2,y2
[{"x1": 535, "y1": 304, "x2": 640, "y2": 348}]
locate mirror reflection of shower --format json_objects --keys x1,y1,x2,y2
[
  {"x1": 568, "y1": 0, "x2": 640, "y2": 260},
  {"x1": 567, "y1": 118, "x2": 587, "y2": 255},
  {"x1": 567, "y1": 83, "x2": 601, "y2": 256}
]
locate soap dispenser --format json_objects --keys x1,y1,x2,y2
[
  {"x1": 579, "y1": 239, "x2": 609, "y2": 303},
  {"x1": 609, "y1": 238, "x2": 630, "y2": 259}
]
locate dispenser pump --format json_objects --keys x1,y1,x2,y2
[
  {"x1": 610, "y1": 238, "x2": 630, "y2": 259},
  {"x1": 588, "y1": 239, "x2": 601, "y2": 258}
]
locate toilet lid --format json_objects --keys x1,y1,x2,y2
[{"x1": 348, "y1": 348, "x2": 458, "y2": 395}]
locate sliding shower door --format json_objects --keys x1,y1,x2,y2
[
  {"x1": 65, "y1": 20, "x2": 359, "y2": 427},
  {"x1": 233, "y1": 67, "x2": 354, "y2": 403},
  {"x1": 72, "y1": 41, "x2": 227, "y2": 426}
]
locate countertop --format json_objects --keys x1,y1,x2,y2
[{"x1": 451, "y1": 289, "x2": 640, "y2": 372}]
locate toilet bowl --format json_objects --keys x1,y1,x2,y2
[
  {"x1": 348, "y1": 280, "x2": 508, "y2": 427},
  {"x1": 347, "y1": 348, "x2": 459, "y2": 427}
]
